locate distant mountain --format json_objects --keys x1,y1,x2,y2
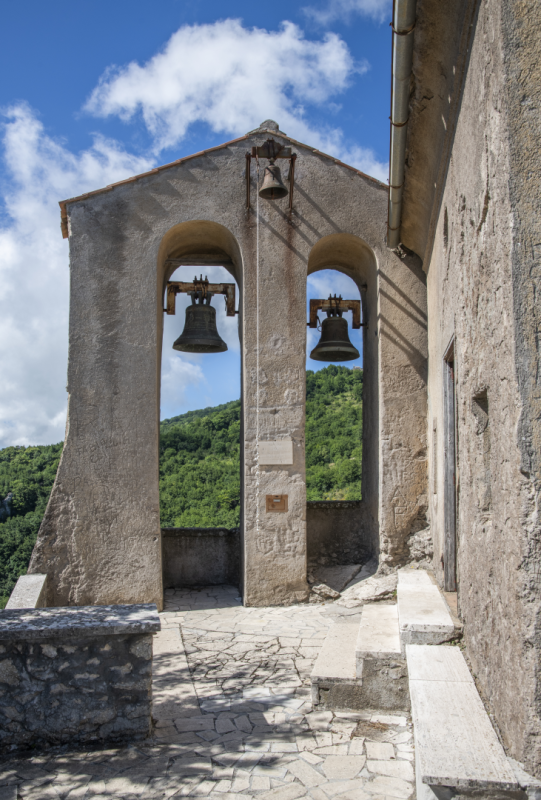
[{"x1": 0, "y1": 365, "x2": 362, "y2": 605}]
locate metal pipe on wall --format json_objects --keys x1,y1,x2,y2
[{"x1": 387, "y1": 0, "x2": 417, "y2": 249}]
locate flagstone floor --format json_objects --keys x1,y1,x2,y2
[{"x1": 0, "y1": 586, "x2": 414, "y2": 800}]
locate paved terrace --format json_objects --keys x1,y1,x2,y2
[{"x1": 0, "y1": 586, "x2": 414, "y2": 799}]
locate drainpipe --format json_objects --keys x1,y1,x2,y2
[{"x1": 387, "y1": 0, "x2": 417, "y2": 249}]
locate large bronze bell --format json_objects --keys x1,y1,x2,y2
[
  {"x1": 173, "y1": 297, "x2": 228, "y2": 354},
  {"x1": 310, "y1": 315, "x2": 360, "y2": 362},
  {"x1": 259, "y1": 163, "x2": 288, "y2": 200}
]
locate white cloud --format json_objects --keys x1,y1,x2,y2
[
  {"x1": 84, "y1": 19, "x2": 387, "y2": 181},
  {"x1": 0, "y1": 104, "x2": 154, "y2": 447},
  {"x1": 303, "y1": 0, "x2": 391, "y2": 26},
  {"x1": 85, "y1": 20, "x2": 356, "y2": 153}
]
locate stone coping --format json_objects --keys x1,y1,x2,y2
[
  {"x1": 161, "y1": 527, "x2": 239, "y2": 537},
  {"x1": 0, "y1": 603, "x2": 161, "y2": 641},
  {"x1": 307, "y1": 500, "x2": 363, "y2": 509}
]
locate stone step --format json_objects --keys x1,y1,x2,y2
[
  {"x1": 311, "y1": 603, "x2": 409, "y2": 712},
  {"x1": 310, "y1": 620, "x2": 358, "y2": 709},
  {"x1": 407, "y1": 644, "x2": 519, "y2": 799},
  {"x1": 355, "y1": 603, "x2": 409, "y2": 712},
  {"x1": 397, "y1": 569, "x2": 456, "y2": 647}
]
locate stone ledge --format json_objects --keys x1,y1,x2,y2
[
  {"x1": 307, "y1": 501, "x2": 363, "y2": 509},
  {"x1": 161, "y1": 527, "x2": 239, "y2": 537},
  {"x1": 0, "y1": 603, "x2": 160, "y2": 641}
]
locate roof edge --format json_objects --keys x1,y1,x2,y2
[{"x1": 58, "y1": 129, "x2": 387, "y2": 239}]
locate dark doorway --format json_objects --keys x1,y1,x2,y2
[{"x1": 443, "y1": 340, "x2": 457, "y2": 591}]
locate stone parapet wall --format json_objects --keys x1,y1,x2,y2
[
  {"x1": 162, "y1": 528, "x2": 240, "y2": 588},
  {"x1": 307, "y1": 501, "x2": 372, "y2": 566},
  {"x1": 0, "y1": 604, "x2": 160, "y2": 750},
  {"x1": 162, "y1": 507, "x2": 372, "y2": 589}
]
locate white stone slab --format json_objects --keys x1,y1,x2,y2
[
  {"x1": 355, "y1": 604, "x2": 401, "y2": 677},
  {"x1": 397, "y1": 569, "x2": 433, "y2": 587},
  {"x1": 153, "y1": 625, "x2": 201, "y2": 719},
  {"x1": 406, "y1": 643, "x2": 473, "y2": 683},
  {"x1": 5, "y1": 573, "x2": 47, "y2": 609},
  {"x1": 398, "y1": 582, "x2": 454, "y2": 646},
  {"x1": 407, "y1": 645, "x2": 518, "y2": 790},
  {"x1": 311, "y1": 622, "x2": 357, "y2": 682},
  {"x1": 259, "y1": 439, "x2": 294, "y2": 465}
]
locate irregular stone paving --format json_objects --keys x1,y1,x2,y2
[{"x1": 0, "y1": 585, "x2": 414, "y2": 799}]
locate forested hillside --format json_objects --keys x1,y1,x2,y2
[{"x1": 0, "y1": 365, "x2": 362, "y2": 605}]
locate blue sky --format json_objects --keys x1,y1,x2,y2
[{"x1": 0, "y1": 0, "x2": 391, "y2": 446}]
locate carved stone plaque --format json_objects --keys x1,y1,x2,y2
[{"x1": 259, "y1": 439, "x2": 293, "y2": 465}]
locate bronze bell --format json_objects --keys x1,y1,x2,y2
[
  {"x1": 310, "y1": 316, "x2": 360, "y2": 362},
  {"x1": 173, "y1": 297, "x2": 228, "y2": 354},
  {"x1": 259, "y1": 163, "x2": 288, "y2": 200}
]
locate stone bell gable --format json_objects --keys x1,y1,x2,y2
[{"x1": 29, "y1": 122, "x2": 428, "y2": 608}]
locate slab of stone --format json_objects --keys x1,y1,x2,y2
[
  {"x1": 5, "y1": 574, "x2": 47, "y2": 609},
  {"x1": 311, "y1": 623, "x2": 358, "y2": 683},
  {"x1": 0, "y1": 787, "x2": 16, "y2": 800},
  {"x1": 397, "y1": 571, "x2": 454, "y2": 646},
  {"x1": 338, "y1": 571, "x2": 398, "y2": 608},
  {"x1": 406, "y1": 643, "x2": 472, "y2": 683},
  {"x1": 0, "y1": 604, "x2": 161, "y2": 641},
  {"x1": 407, "y1": 644, "x2": 518, "y2": 790},
  {"x1": 322, "y1": 755, "x2": 366, "y2": 780},
  {"x1": 396, "y1": 570, "x2": 433, "y2": 587},
  {"x1": 365, "y1": 742, "x2": 394, "y2": 760},
  {"x1": 355, "y1": 604, "x2": 401, "y2": 676},
  {"x1": 313, "y1": 566, "x2": 363, "y2": 594}
]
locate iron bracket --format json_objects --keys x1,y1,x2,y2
[
  {"x1": 165, "y1": 277, "x2": 236, "y2": 316},
  {"x1": 308, "y1": 297, "x2": 365, "y2": 329}
]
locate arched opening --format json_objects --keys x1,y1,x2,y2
[
  {"x1": 306, "y1": 233, "x2": 379, "y2": 568},
  {"x1": 157, "y1": 221, "x2": 244, "y2": 592}
]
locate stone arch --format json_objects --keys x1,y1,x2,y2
[
  {"x1": 156, "y1": 220, "x2": 245, "y2": 590},
  {"x1": 307, "y1": 232, "x2": 379, "y2": 557}
]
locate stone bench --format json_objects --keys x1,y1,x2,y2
[
  {"x1": 407, "y1": 644, "x2": 519, "y2": 799},
  {"x1": 397, "y1": 569, "x2": 456, "y2": 647},
  {"x1": 0, "y1": 604, "x2": 160, "y2": 750}
]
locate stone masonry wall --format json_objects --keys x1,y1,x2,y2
[
  {"x1": 0, "y1": 604, "x2": 160, "y2": 750},
  {"x1": 425, "y1": 0, "x2": 541, "y2": 774}
]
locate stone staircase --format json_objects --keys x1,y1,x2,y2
[{"x1": 310, "y1": 567, "x2": 534, "y2": 799}]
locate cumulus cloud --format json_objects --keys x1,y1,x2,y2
[
  {"x1": 85, "y1": 20, "x2": 356, "y2": 152},
  {"x1": 303, "y1": 0, "x2": 391, "y2": 26},
  {"x1": 0, "y1": 104, "x2": 154, "y2": 447},
  {"x1": 84, "y1": 19, "x2": 387, "y2": 181}
]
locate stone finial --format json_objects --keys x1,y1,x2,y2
[{"x1": 247, "y1": 120, "x2": 284, "y2": 134}]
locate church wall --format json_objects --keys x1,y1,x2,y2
[{"x1": 426, "y1": 0, "x2": 541, "y2": 772}]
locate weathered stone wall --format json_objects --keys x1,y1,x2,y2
[
  {"x1": 425, "y1": 0, "x2": 541, "y2": 774},
  {"x1": 162, "y1": 528, "x2": 240, "y2": 588},
  {"x1": 0, "y1": 604, "x2": 160, "y2": 750},
  {"x1": 306, "y1": 501, "x2": 372, "y2": 566},
  {"x1": 30, "y1": 123, "x2": 428, "y2": 608}
]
